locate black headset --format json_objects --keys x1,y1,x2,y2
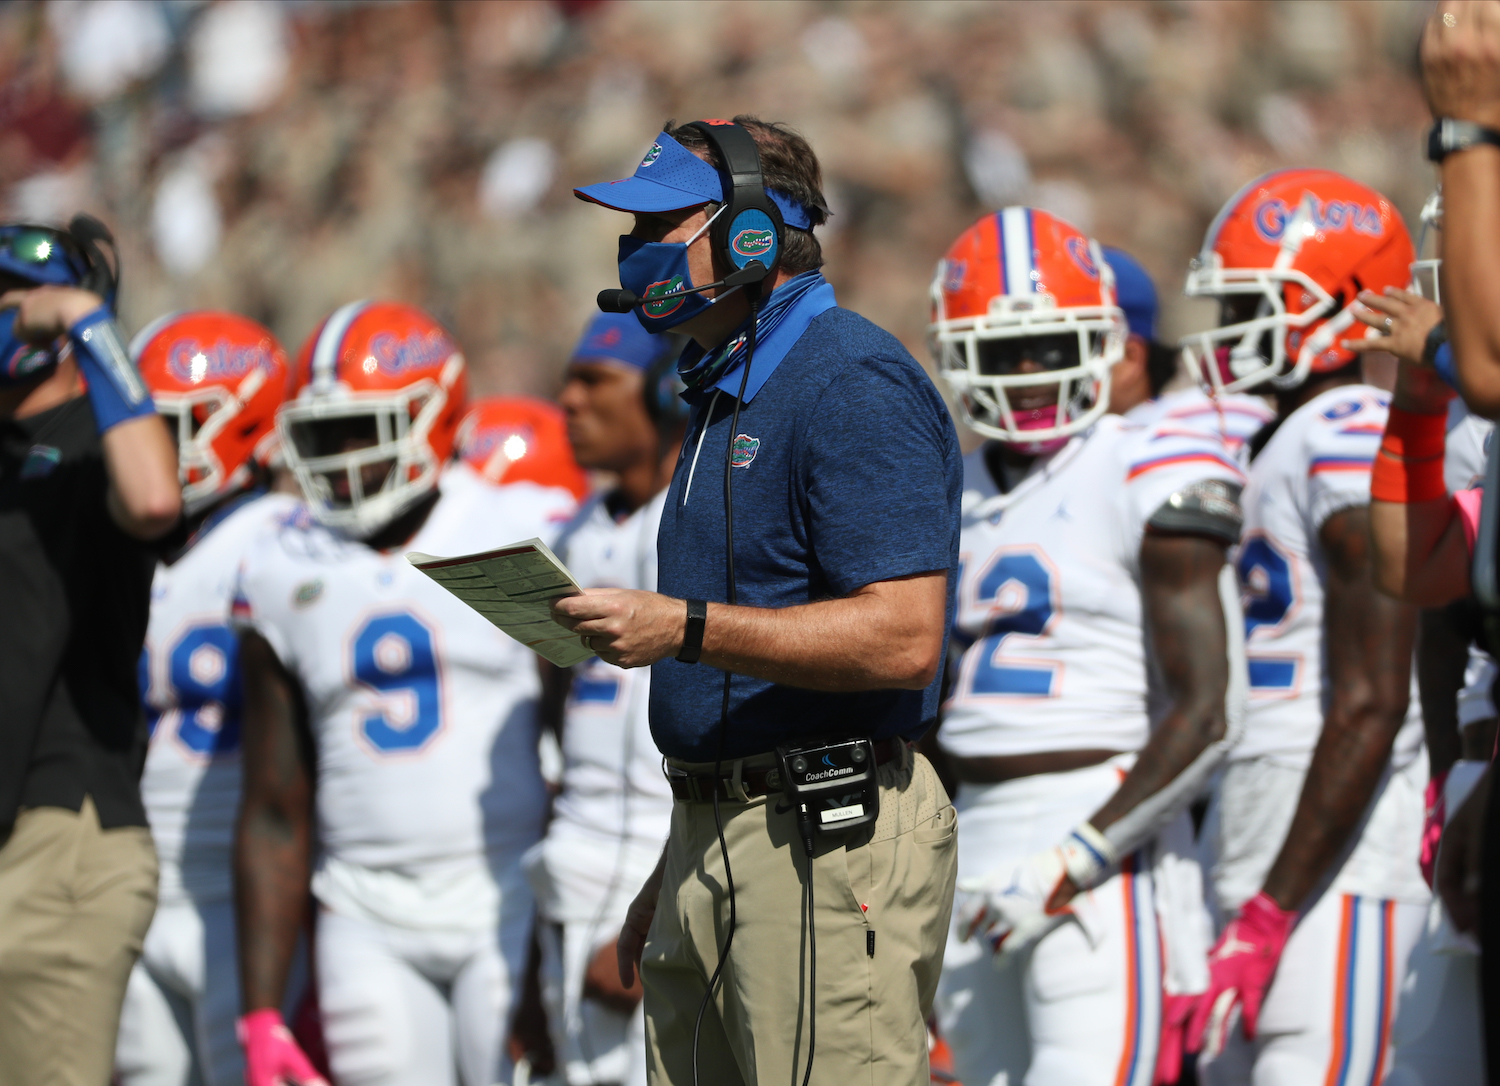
[{"x1": 682, "y1": 121, "x2": 784, "y2": 294}]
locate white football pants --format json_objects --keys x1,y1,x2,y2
[
  {"x1": 316, "y1": 895, "x2": 532, "y2": 1086},
  {"x1": 115, "y1": 898, "x2": 243, "y2": 1086},
  {"x1": 935, "y1": 764, "x2": 1163, "y2": 1086}
]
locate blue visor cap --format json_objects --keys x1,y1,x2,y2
[
  {"x1": 1102, "y1": 246, "x2": 1158, "y2": 342},
  {"x1": 0, "y1": 225, "x2": 89, "y2": 288},
  {"x1": 570, "y1": 310, "x2": 674, "y2": 371},
  {"x1": 574, "y1": 133, "x2": 814, "y2": 230}
]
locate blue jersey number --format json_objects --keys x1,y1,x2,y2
[
  {"x1": 967, "y1": 550, "x2": 1059, "y2": 697},
  {"x1": 1237, "y1": 535, "x2": 1299, "y2": 690},
  {"x1": 352, "y1": 612, "x2": 443, "y2": 753},
  {"x1": 140, "y1": 624, "x2": 243, "y2": 757}
]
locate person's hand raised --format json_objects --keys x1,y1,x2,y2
[{"x1": 1423, "y1": 1, "x2": 1500, "y2": 129}]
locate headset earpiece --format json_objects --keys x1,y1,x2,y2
[
  {"x1": 683, "y1": 121, "x2": 783, "y2": 292},
  {"x1": 66, "y1": 213, "x2": 120, "y2": 309}
]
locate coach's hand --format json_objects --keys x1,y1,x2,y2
[
  {"x1": 0, "y1": 285, "x2": 103, "y2": 341},
  {"x1": 1343, "y1": 288, "x2": 1444, "y2": 370},
  {"x1": 553, "y1": 588, "x2": 686, "y2": 668}
]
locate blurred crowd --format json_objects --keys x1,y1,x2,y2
[{"x1": 0, "y1": 0, "x2": 1438, "y2": 398}]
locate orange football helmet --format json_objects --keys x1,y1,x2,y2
[
  {"x1": 1181, "y1": 168, "x2": 1414, "y2": 393},
  {"x1": 278, "y1": 301, "x2": 467, "y2": 537},
  {"x1": 929, "y1": 207, "x2": 1125, "y2": 447},
  {"x1": 132, "y1": 311, "x2": 293, "y2": 516},
  {"x1": 456, "y1": 396, "x2": 589, "y2": 499}
]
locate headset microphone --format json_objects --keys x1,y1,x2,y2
[{"x1": 597, "y1": 261, "x2": 770, "y2": 314}]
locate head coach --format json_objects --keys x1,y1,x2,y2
[{"x1": 552, "y1": 117, "x2": 961, "y2": 1086}]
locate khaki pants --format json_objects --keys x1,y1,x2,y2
[
  {"x1": 0, "y1": 797, "x2": 158, "y2": 1086},
  {"x1": 643, "y1": 748, "x2": 957, "y2": 1086}
]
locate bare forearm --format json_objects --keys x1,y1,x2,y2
[
  {"x1": 234, "y1": 808, "x2": 311, "y2": 1011},
  {"x1": 1261, "y1": 707, "x2": 1405, "y2": 909},
  {"x1": 699, "y1": 592, "x2": 939, "y2": 691},
  {"x1": 1091, "y1": 535, "x2": 1229, "y2": 834},
  {"x1": 235, "y1": 631, "x2": 315, "y2": 1012},
  {"x1": 103, "y1": 413, "x2": 180, "y2": 539},
  {"x1": 1370, "y1": 499, "x2": 1469, "y2": 604},
  {"x1": 1443, "y1": 145, "x2": 1500, "y2": 417}
]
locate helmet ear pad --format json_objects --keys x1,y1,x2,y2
[{"x1": 683, "y1": 121, "x2": 785, "y2": 287}]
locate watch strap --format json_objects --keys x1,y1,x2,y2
[
  {"x1": 1428, "y1": 118, "x2": 1500, "y2": 163},
  {"x1": 1423, "y1": 320, "x2": 1448, "y2": 369},
  {"x1": 676, "y1": 598, "x2": 708, "y2": 664}
]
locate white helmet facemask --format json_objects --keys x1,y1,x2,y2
[
  {"x1": 929, "y1": 269, "x2": 1125, "y2": 446},
  {"x1": 276, "y1": 370, "x2": 454, "y2": 539}
]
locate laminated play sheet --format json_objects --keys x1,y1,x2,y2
[{"x1": 407, "y1": 537, "x2": 594, "y2": 667}]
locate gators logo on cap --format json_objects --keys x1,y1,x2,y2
[
  {"x1": 732, "y1": 228, "x2": 775, "y2": 259},
  {"x1": 643, "y1": 276, "x2": 686, "y2": 318},
  {"x1": 730, "y1": 434, "x2": 760, "y2": 468},
  {"x1": 640, "y1": 143, "x2": 662, "y2": 168}
]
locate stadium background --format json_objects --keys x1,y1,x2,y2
[{"x1": 1, "y1": 0, "x2": 1436, "y2": 400}]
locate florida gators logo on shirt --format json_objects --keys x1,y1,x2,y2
[
  {"x1": 732, "y1": 228, "x2": 775, "y2": 259},
  {"x1": 731, "y1": 434, "x2": 760, "y2": 468}
]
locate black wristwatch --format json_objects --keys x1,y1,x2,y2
[
  {"x1": 1423, "y1": 320, "x2": 1449, "y2": 369},
  {"x1": 1427, "y1": 118, "x2": 1500, "y2": 163},
  {"x1": 675, "y1": 598, "x2": 707, "y2": 664}
]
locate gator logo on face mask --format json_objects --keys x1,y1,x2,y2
[
  {"x1": 730, "y1": 433, "x2": 760, "y2": 468},
  {"x1": 640, "y1": 143, "x2": 663, "y2": 168},
  {"x1": 643, "y1": 276, "x2": 686, "y2": 318},
  {"x1": 732, "y1": 228, "x2": 775, "y2": 259}
]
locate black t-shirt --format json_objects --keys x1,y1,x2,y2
[{"x1": 0, "y1": 396, "x2": 158, "y2": 830}]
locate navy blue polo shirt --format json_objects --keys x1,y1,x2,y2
[{"x1": 651, "y1": 303, "x2": 962, "y2": 761}]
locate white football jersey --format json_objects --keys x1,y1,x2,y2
[
  {"x1": 234, "y1": 466, "x2": 577, "y2": 876},
  {"x1": 1125, "y1": 386, "x2": 1275, "y2": 465},
  {"x1": 140, "y1": 492, "x2": 300, "y2": 903},
  {"x1": 939, "y1": 416, "x2": 1244, "y2": 758},
  {"x1": 1233, "y1": 384, "x2": 1423, "y2": 769},
  {"x1": 1445, "y1": 398, "x2": 1493, "y2": 493},
  {"x1": 550, "y1": 489, "x2": 673, "y2": 850}
]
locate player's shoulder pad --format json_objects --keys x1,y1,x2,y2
[{"x1": 1146, "y1": 478, "x2": 1244, "y2": 545}]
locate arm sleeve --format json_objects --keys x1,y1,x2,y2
[
  {"x1": 801, "y1": 357, "x2": 961, "y2": 596},
  {"x1": 1456, "y1": 488, "x2": 1483, "y2": 555},
  {"x1": 1303, "y1": 399, "x2": 1386, "y2": 530}
]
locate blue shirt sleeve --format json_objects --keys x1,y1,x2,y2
[{"x1": 799, "y1": 355, "x2": 961, "y2": 596}]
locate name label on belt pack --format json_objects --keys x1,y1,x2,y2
[{"x1": 821, "y1": 803, "x2": 864, "y2": 824}]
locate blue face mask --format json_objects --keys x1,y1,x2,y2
[
  {"x1": 0, "y1": 308, "x2": 59, "y2": 387},
  {"x1": 616, "y1": 206, "x2": 727, "y2": 333}
]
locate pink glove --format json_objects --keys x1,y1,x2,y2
[
  {"x1": 238, "y1": 1008, "x2": 330, "y2": 1086},
  {"x1": 1420, "y1": 769, "x2": 1449, "y2": 889},
  {"x1": 1155, "y1": 993, "x2": 1197, "y2": 1085},
  {"x1": 1186, "y1": 891, "x2": 1297, "y2": 1055}
]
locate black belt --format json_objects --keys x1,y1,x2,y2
[{"x1": 666, "y1": 737, "x2": 907, "y2": 803}]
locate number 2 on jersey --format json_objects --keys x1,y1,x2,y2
[
  {"x1": 1237, "y1": 534, "x2": 1300, "y2": 691},
  {"x1": 352, "y1": 612, "x2": 443, "y2": 753},
  {"x1": 967, "y1": 548, "x2": 1060, "y2": 697}
]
